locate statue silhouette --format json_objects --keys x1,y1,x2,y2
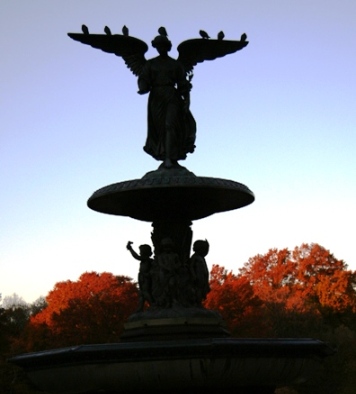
[{"x1": 68, "y1": 27, "x2": 248, "y2": 167}]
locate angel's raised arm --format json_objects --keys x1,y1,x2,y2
[
  {"x1": 177, "y1": 36, "x2": 248, "y2": 76},
  {"x1": 67, "y1": 31, "x2": 149, "y2": 77}
]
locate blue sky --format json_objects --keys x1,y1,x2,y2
[{"x1": 1, "y1": 1, "x2": 355, "y2": 303}]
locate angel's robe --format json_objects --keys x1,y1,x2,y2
[{"x1": 138, "y1": 55, "x2": 196, "y2": 162}]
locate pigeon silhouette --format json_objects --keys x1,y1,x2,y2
[
  {"x1": 81, "y1": 24, "x2": 89, "y2": 35},
  {"x1": 199, "y1": 30, "x2": 210, "y2": 39},
  {"x1": 104, "y1": 26, "x2": 112, "y2": 35},
  {"x1": 217, "y1": 31, "x2": 225, "y2": 40},
  {"x1": 122, "y1": 25, "x2": 129, "y2": 36},
  {"x1": 158, "y1": 26, "x2": 168, "y2": 37},
  {"x1": 240, "y1": 33, "x2": 247, "y2": 42}
]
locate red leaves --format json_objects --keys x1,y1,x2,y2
[
  {"x1": 15, "y1": 244, "x2": 356, "y2": 351},
  {"x1": 239, "y1": 243, "x2": 356, "y2": 314},
  {"x1": 240, "y1": 248, "x2": 296, "y2": 306},
  {"x1": 26, "y1": 272, "x2": 138, "y2": 350},
  {"x1": 204, "y1": 265, "x2": 263, "y2": 336},
  {"x1": 206, "y1": 244, "x2": 356, "y2": 337}
]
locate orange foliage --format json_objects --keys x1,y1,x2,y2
[
  {"x1": 204, "y1": 265, "x2": 263, "y2": 336},
  {"x1": 205, "y1": 244, "x2": 356, "y2": 337},
  {"x1": 292, "y1": 244, "x2": 356, "y2": 312},
  {"x1": 14, "y1": 244, "x2": 356, "y2": 350},
  {"x1": 239, "y1": 243, "x2": 356, "y2": 314},
  {"x1": 239, "y1": 248, "x2": 296, "y2": 307},
  {"x1": 22, "y1": 272, "x2": 138, "y2": 351}
]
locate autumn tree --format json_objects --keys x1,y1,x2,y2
[
  {"x1": 18, "y1": 272, "x2": 138, "y2": 352},
  {"x1": 204, "y1": 265, "x2": 263, "y2": 336},
  {"x1": 234, "y1": 243, "x2": 356, "y2": 393},
  {"x1": 240, "y1": 243, "x2": 356, "y2": 317},
  {"x1": 239, "y1": 248, "x2": 297, "y2": 308},
  {"x1": 292, "y1": 244, "x2": 356, "y2": 316}
]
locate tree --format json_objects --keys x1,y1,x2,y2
[
  {"x1": 0, "y1": 295, "x2": 47, "y2": 393},
  {"x1": 29, "y1": 296, "x2": 47, "y2": 317},
  {"x1": 1, "y1": 293, "x2": 28, "y2": 310},
  {"x1": 235, "y1": 243, "x2": 356, "y2": 393},
  {"x1": 239, "y1": 248, "x2": 297, "y2": 308},
  {"x1": 18, "y1": 272, "x2": 138, "y2": 351},
  {"x1": 204, "y1": 265, "x2": 263, "y2": 336},
  {"x1": 292, "y1": 244, "x2": 356, "y2": 315},
  {"x1": 239, "y1": 243, "x2": 356, "y2": 316},
  {"x1": 0, "y1": 294, "x2": 31, "y2": 347}
]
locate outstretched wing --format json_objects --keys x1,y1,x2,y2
[
  {"x1": 67, "y1": 33, "x2": 148, "y2": 76},
  {"x1": 177, "y1": 38, "x2": 248, "y2": 75}
]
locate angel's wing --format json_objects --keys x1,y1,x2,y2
[
  {"x1": 67, "y1": 33, "x2": 148, "y2": 76},
  {"x1": 177, "y1": 38, "x2": 248, "y2": 75}
]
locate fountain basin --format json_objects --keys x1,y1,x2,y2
[
  {"x1": 10, "y1": 338, "x2": 333, "y2": 393},
  {"x1": 87, "y1": 169, "x2": 254, "y2": 221}
]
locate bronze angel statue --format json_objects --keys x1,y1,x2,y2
[{"x1": 68, "y1": 27, "x2": 248, "y2": 168}]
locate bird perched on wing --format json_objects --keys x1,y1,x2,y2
[
  {"x1": 122, "y1": 25, "x2": 129, "y2": 36},
  {"x1": 199, "y1": 30, "x2": 210, "y2": 39},
  {"x1": 217, "y1": 31, "x2": 225, "y2": 40},
  {"x1": 158, "y1": 26, "x2": 168, "y2": 37},
  {"x1": 240, "y1": 33, "x2": 247, "y2": 42},
  {"x1": 81, "y1": 24, "x2": 89, "y2": 35},
  {"x1": 104, "y1": 26, "x2": 112, "y2": 35}
]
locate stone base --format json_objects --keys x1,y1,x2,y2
[
  {"x1": 122, "y1": 316, "x2": 230, "y2": 341},
  {"x1": 122, "y1": 306, "x2": 229, "y2": 341},
  {"x1": 9, "y1": 338, "x2": 334, "y2": 394}
]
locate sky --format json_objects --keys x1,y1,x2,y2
[{"x1": 1, "y1": 1, "x2": 355, "y2": 304}]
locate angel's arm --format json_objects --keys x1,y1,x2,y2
[
  {"x1": 137, "y1": 61, "x2": 151, "y2": 95},
  {"x1": 176, "y1": 62, "x2": 192, "y2": 111}
]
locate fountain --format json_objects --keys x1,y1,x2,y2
[{"x1": 10, "y1": 25, "x2": 333, "y2": 393}]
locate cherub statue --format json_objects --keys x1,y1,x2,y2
[
  {"x1": 126, "y1": 241, "x2": 154, "y2": 311},
  {"x1": 189, "y1": 239, "x2": 210, "y2": 305},
  {"x1": 68, "y1": 27, "x2": 248, "y2": 168}
]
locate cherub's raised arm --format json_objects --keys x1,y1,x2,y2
[{"x1": 126, "y1": 241, "x2": 141, "y2": 261}]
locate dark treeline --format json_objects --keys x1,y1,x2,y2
[{"x1": 1, "y1": 243, "x2": 356, "y2": 393}]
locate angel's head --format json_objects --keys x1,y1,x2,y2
[{"x1": 151, "y1": 35, "x2": 172, "y2": 54}]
